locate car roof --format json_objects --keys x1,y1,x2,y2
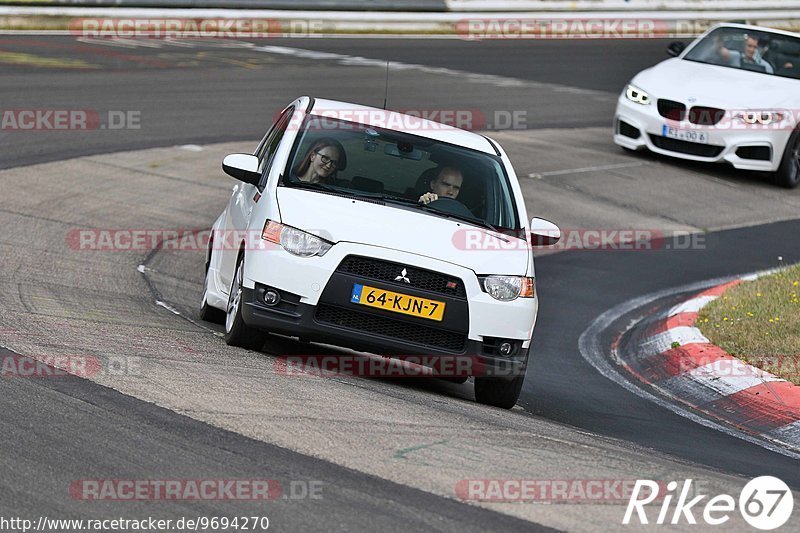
[{"x1": 306, "y1": 97, "x2": 498, "y2": 155}]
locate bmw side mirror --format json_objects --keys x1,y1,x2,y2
[
  {"x1": 222, "y1": 153, "x2": 261, "y2": 185},
  {"x1": 666, "y1": 41, "x2": 686, "y2": 57},
  {"x1": 529, "y1": 217, "x2": 560, "y2": 246}
]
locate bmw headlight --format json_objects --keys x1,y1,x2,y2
[
  {"x1": 733, "y1": 110, "x2": 785, "y2": 125},
  {"x1": 262, "y1": 220, "x2": 332, "y2": 257},
  {"x1": 625, "y1": 84, "x2": 651, "y2": 105},
  {"x1": 480, "y1": 276, "x2": 535, "y2": 302}
]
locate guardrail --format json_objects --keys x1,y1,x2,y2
[
  {"x1": 1, "y1": 0, "x2": 800, "y2": 11},
  {"x1": 0, "y1": 0, "x2": 448, "y2": 10},
  {"x1": 447, "y1": 1, "x2": 800, "y2": 11},
  {"x1": 2, "y1": 0, "x2": 800, "y2": 34}
]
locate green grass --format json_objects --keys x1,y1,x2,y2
[{"x1": 697, "y1": 263, "x2": 800, "y2": 385}]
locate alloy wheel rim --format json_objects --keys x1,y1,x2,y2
[
  {"x1": 793, "y1": 137, "x2": 800, "y2": 175},
  {"x1": 226, "y1": 264, "x2": 242, "y2": 333}
]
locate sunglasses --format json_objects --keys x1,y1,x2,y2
[{"x1": 314, "y1": 151, "x2": 339, "y2": 169}]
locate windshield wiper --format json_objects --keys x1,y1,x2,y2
[
  {"x1": 422, "y1": 209, "x2": 505, "y2": 234},
  {"x1": 286, "y1": 180, "x2": 341, "y2": 193}
]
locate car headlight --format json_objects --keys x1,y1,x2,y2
[
  {"x1": 625, "y1": 84, "x2": 651, "y2": 105},
  {"x1": 262, "y1": 220, "x2": 332, "y2": 257},
  {"x1": 733, "y1": 110, "x2": 785, "y2": 125},
  {"x1": 480, "y1": 276, "x2": 535, "y2": 302}
]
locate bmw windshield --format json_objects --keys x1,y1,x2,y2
[
  {"x1": 684, "y1": 27, "x2": 800, "y2": 80},
  {"x1": 281, "y1": 114, "x2": 521, "y2": 232}
]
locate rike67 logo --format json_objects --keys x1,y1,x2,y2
[{"x1": 623, "y1": 477, "x2": 794, "y2": 530}]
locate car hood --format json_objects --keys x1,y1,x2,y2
[
  {"x1": 632, "y1": 58, "x2": 798, "y2": 108},
  {"x1": 276, "y1": 187, "x2": 529, "y2": 275}
]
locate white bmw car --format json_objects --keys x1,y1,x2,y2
[
  {"x1": 614, "y1": 23, "x2": 800, "y2": 188},
  {"x1": 200, "y1": 96, "x2": 560, "y2": 408}
]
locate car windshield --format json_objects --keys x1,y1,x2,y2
[
  {"x1": 684, "y1": 26, "x2": 800, "y2": 80},
  {"x1": 281, "y1": 114, "x2": 521, "y2": 231}
]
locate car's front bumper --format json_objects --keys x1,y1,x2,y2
[
  {"x1": 242, "y1": 242, "x2": 538, "y2": 343},
  {"x1": 613, "y1": 94, "x2": 791, "y2": 172},
  {"x1": 240, "y1": 283, "x2": 529, "y2": 380}
]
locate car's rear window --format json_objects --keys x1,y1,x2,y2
[{"x1": 280, "y1": 114, "x2": 521, "y2": 232}]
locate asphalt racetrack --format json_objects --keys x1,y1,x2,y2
[{"x1": 1, "y1": 35, "x2": 799, "y2": 531}]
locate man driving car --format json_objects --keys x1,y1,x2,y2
[{"x1": 418, "y1": 166, "x2": 464, "y2": 204}]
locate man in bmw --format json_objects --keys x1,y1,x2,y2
[{"x1": 715, "y1": 32, "x2": 774, "y2": 73}]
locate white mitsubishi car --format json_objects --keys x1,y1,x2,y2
[
  {"x1": 614, "y1": 23, "x2": 800, "y2": 188},
  {"x1": 200, "y1": 96, "x2": 560, "y2": 408}
]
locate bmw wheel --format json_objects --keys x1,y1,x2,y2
[{"x1": 775, "y1": 131, "x2": 800, "y2": 189}]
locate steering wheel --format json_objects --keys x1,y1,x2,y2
[{"x1": 428, "y1": 197, "x2": 477, "y2": 219}]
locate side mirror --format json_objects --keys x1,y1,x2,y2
[
  {"x1": 222, "y1": 153, "x2": 261, "y2": 185},
  {"x1": 666, "y1": 41, "x2": 686, "y2": 57},
  {"x1": 529, "y1": 217, "x2": 561, "y2": 246}
]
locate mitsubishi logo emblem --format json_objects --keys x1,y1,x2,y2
[{"x1": 394, "y1": 268, "x2": 410, "y2": 284}]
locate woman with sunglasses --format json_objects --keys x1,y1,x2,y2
[{"x1": 292, "y1": 138, "x2": 347, "y2": 184}]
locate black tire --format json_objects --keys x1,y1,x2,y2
[
  {"x1": 474, "y1": 375, "x2": 525, "y2": 409},
  {"x1": 200, "y1": 254, "x2": 225, "y2": 324},
  {"x1": 224, "y1": 255, "x2": 267, "y2": 350},
  {"x1": 775, "y1": 131, "x2": 800, "y2": 189}
]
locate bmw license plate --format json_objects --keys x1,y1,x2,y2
[
  {"x1": 662, "y1": 125, "x2": 708, "y2": 144},
  {"x1": 350, "y1": 284, "x2": 445, "y2": 321}
]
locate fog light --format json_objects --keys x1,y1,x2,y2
[
  {"x1": 263, "y1": 290, "x2": 280, "y2": 306},
  {"x1": 499, "y1": 342, "x2": 513, "y2": 356}
]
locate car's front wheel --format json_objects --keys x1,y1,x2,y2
[
  {"x1": 775, "y1": 131, "x2": 800, "y2": 189},
  {"x1": 225, "y1": 255, "x2": 267, "y2": 350},
  {"x1": 474, "y1": 375, "x2": 525, "y2": 409}
]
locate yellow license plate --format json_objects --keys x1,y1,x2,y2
[{"x1": 350, "y1": 284, "x2": 445, "y2": 321}]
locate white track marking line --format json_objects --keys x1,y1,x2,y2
[
  {"x1": 668, "y1": 295, "x2": 718, "y2": 315},
  {"x1": 528, "y1": 161, "x2": 646, "y2": 179}
]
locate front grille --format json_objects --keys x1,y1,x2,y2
[
  {"x1": 337, "y1": 255, "x2": 466, "y2": 299},
  {"x1": 618, "y1": 120, "x2": 640, "y2": 139},
  {"x1": 315, "y1": 304, "x2": 467, "y2": 352},
  {"x1": 657, "y1": 99, "x2": 686, "y2": 121},
  {"x1": 736, "y1": 146, "x2": 771, "y2": 161},
  {"x1": 649, "y1": 135, "x2": 724, "y2": 157},
  {"x1": 688, "y1": 106, "x2": 725, "y2": 125}
]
